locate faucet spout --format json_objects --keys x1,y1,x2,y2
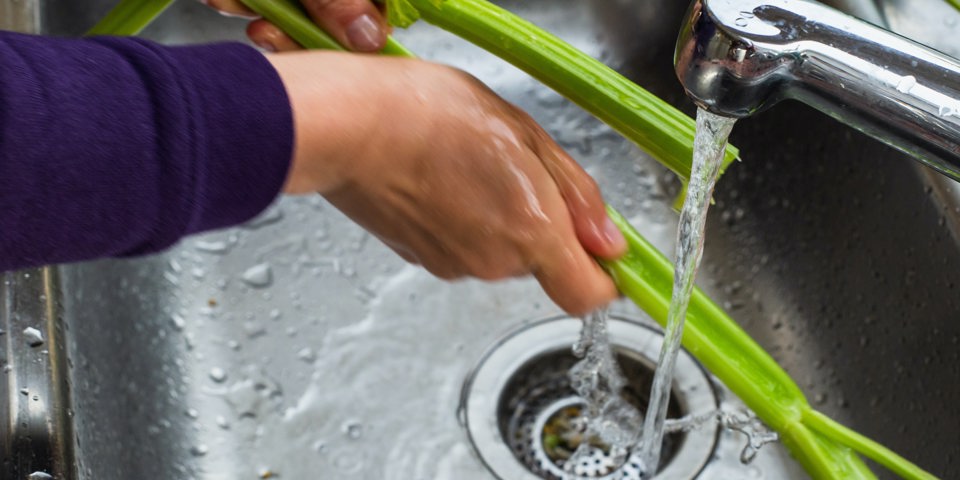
[{"x1": 675, "y1": 0, "x2": 960, "y2": 180}]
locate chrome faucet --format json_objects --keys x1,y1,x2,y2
[{"x1": 674, "y1": 0, "x2": 960, "y2": 181}]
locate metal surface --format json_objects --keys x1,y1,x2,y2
[
  {"x1": 1, "y1": 269, "x2": 76, "y2": 480},
  {"x1": 675, "y1": 0, "x2": 960, "y2": 181},
  {"x1": 0, "y1": 0, "x2": 958, "y2": 478},
  {"x1": 460, "y1": 316, "x2": 723, "y2": 480}
]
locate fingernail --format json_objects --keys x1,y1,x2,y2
[
  {"x1": 254, "y1": 40, "x2": 276, "y2": 53},
  {"x1": 602, "y1": 217, "x2": 627, "y2": 251},
  {"x1": 346, "y1": 14, "x2": 383, "y2": 52}
]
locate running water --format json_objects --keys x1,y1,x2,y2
[
  {"x1": 566, "y1": 308, "x2": 643, "y2": 471},
  {"x1": 635, "y1": 109, "x2": 736, "y2": 473}
]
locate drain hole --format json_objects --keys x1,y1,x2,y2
[{"x1": 497, "y1": 348, "x2": 683, "y2": 479}]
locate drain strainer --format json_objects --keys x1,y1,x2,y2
[{"x1": 460, "y1": 315, "x2": 719, "y2": 480}]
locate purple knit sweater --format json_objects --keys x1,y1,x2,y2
[{"x1": 0, "y1": 32, "x2": 293, "y2": 271}]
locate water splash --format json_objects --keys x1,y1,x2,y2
[
  {"x1": 566, "y1": 308, "x2": 643, "y2": 471},
  {"x1": 636, "y1": 109, "x2": 736, "y2": 472},
  {"x1": 664, "y1": 409, "x2": 779, "y2": 464}
]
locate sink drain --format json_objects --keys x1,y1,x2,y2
[{"x1": 460, "y1": 315, "x2": 719, "y2": 480}]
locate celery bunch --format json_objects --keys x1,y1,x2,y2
[{"x1": 89, "y1": 0, "x2": 937, "y2": 478}]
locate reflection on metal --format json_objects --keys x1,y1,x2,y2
[
  {"x1": 675, "y1": 0, "x2": 960, "y2": 181},
  {"x1": 1, "y1": 269, "x2": 76, "y2": 480}
]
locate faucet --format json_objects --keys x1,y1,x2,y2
[{"x1": 674, "y1": 0, "x2": 960, "y2": 181}]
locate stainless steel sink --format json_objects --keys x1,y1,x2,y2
[{"x1": 2, "y1": 0, "x2": 958, "y2": 479}]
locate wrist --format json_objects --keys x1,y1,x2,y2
[{"x1": 266, "y1": 51, "x2": 386, "y2": 195}]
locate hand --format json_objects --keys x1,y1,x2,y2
[
  {"x1": 267, "y1": 52, "x2": 626, "y2": 314},
  {"x1": 202, "y1": 0, "x2": 389, "y2": 52}
]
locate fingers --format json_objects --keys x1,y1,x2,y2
[
  {"x1": 247, "y1": 20, "x2": 303, "y2": 52},
  {"x1": 533, "y1": 236, "x2": 619, "y2": 315},
  {"x1": 301, "y1": 0, "x2": 388, "y2": 52},
  {"x1": 529, "y1": 128, "x2": 626, "y2": 260},
  {"x1": 201, "y1": 0, "x2": 257, "y2": 18}
]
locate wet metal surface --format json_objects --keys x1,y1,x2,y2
[{"x1": 1, "y1": 0, "x2": 958, "y2": 478}]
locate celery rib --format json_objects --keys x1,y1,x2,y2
[
  {"x1": 86, "y1": 0, "x2": 175, "y2": 36},
  {"x1": 803, "y1": 410, "x2": 938, "y2": 480}
]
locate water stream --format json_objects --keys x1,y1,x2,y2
[
  {"x1": 635, "y1": 109, "x2": 737, "y2": 472},
  {"x1": 569, "y1": 109, "x2": 737, "y2": 477}
]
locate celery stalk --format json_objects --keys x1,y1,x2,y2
[
  {"x1": 401, "y1": 0, "x2": 738, "y2": 182},
  {"x1": 243, "y1": 0, "x2": 737, "y2": 182},
  {"x1": 86, "y1": 0, "x2": 174, "y2": 36}
]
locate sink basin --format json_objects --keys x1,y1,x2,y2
[{"x1": 2, "y1": 0, "x2": 958, "y2": 478}]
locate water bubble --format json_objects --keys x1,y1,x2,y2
[
  {"x1": 20, "y1": 387, "x2": 29, "y2": 396},
  {"x1": 23, "y1": 327, "x2": 44, "y2": 347},
  {"x1": 241, "y1": 263, "x2": 273, "y2": 288}
]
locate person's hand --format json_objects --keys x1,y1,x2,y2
[
  {"x1": 202, "y1": 0, "x2": 389, "y2": 52},
  {"x1": 266, "y1": 52, "x2": 626, "y2": 314}
]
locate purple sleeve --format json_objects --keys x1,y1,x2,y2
[{"x1": 0, "y1": 31, "x2": 294, "y2": 271}]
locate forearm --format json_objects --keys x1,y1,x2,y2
[{"x1": 0, "y1": 31, "x2": 293, "y2": 270}]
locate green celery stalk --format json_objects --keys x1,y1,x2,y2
[
  {"x1": 239, "y1": 0, "x2": 415, "y2": 56},
  {"x1": 86, "y1": 0, "x2": 175, "y2": 36},
  {"x1": 239, "y1": 0, "x2": 736, "y2": 182}
]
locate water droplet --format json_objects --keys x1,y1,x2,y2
[
  {"x1": 216, "y1": 415, "x2": 230, "y2": 429},
  {"x1": 190, "y1": 444, "x2": 209, "y2": 457},
  {"x1": 241, "y1": 263, "x2": 273, "y2": 288},
  {"x1": 195, "y1": 240, "x2": 229, "y2": 254},
  {"x1": 23, "y1": 327, "x2": 44, "y2": 347},
  {"x1": 895, "y1": 75, "x2": 916, "y2": 94},
  {"x1": 269, "y1": 309, "x2": 281, "y2": 320},
  {"x1": 28, "y1": 472, "x2": 53, "y2": 480},
  {"x1": 297, "y1": 347, "x2": 316, "y2": 363},
  {"x1": 186, "y1": 408, "x2": 199, "y2": 419},
  {"x1": 735, "y1": 17, "x2": 749, "y2": 27},
  {"x1": 209, "y1": 367, "x2": 228, "y2": 383},
  {"x1": 258, "y1": 467, "x2": 277, "y2": 479},
  {"x1": 344, "y1": 422, "x2": 363, "y2": 439},
  {"x1": 245, "y1": 205, "x2": 284, "y2": 230},
  {"x1": 170, "y1": 314, "x2": 186, "y2": 331},
  {"x1": 20, "y1": 387, "x2": 29, "y2": 396}
]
